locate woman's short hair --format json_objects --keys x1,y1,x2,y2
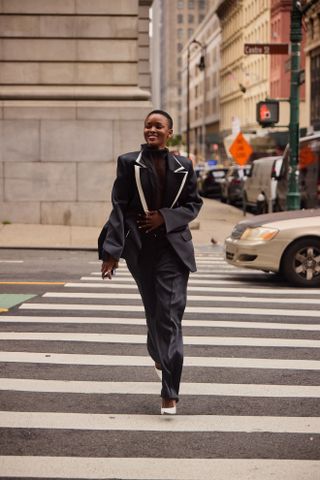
[{"x1": 146, "y1": 109, "x2": 173, "y2": 129}]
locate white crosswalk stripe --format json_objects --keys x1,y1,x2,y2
[
  {"x1": 1, "y1": 457, "x2": 318, "y2": 480},
  {"x1": 1, "y1": 249, "x2": 319, "y2": 479},
  {"x1": 18, "y1": 301, "x2": 320, "y2": 317},
  {"x1": 1, "y1": 378, "x2": 319, "y2": 397},
  {"x1": 1, "y1": 411, "x2": 319, "y2": 433},
  {"x1": 1, "y1": 351, "x2": 320, "y2": 370},
  {"x1": 2, "y1": 331, "x2": 320, "y2": 348}
]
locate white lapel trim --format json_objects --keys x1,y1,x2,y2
[
  {"x1": 170, "y1": 155, "x2": 188, "y2": 208},
  {"x1": 172, "y1": 155, "x2": 185, "y2": 172},
  {"x1": 134, "y1": 152, "x2": 148, "y2": 213}
]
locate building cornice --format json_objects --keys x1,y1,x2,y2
[
  {"x1": 271, "y1": 0, "x2": 291, "y2": 16},
  {"x1": 139, "y1": 0, "x2": 153, "y2": 6},
  {"x1": 0, "y1": 86, "x2": 151, "y2": 101},
  {"x1": 217, "y1": 0, "x2": 242, "y2": 19}
]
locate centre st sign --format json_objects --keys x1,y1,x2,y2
[{"x1": 244, "y1": 43, "x2": 289, "y2": 55}]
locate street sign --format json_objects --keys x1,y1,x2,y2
[
  {"x1": 244, "y1": 43, "x2": 289, "y2": 55},
  {"x1": 229, "y1": 132, "x2": 253, "y2": 166}
]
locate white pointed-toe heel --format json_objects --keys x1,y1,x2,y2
[
  {"x1": 161, "y1": 405, "x2": 176, "y2": 415},
  {"x1": 161, "y1": 400, "x2": 177, "y2": 415}
]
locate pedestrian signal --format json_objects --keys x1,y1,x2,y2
[{"x1": 256, "y1": 100, "x2": 279, "y2": 127}]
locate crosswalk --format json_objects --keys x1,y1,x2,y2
[{"x1": 0, "y1": 248, "x2": 319, "y2": 479}]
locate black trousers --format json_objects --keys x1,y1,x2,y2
[{"x1": 126, "y1": 234, "x2": 189, "y2": 401}]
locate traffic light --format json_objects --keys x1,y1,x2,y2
[{"x1": 256, "y1": 100, "x2": 279, "y2": 127}]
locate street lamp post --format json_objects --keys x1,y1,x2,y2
[
  {"x1": 287, "y1": 0, "x2": 302, "y2": 210},
  {"x1": 287, "y1": 0, "x2": 318, "y2": 210},
  {"x1": 186, "y1": 39, "x2": 205, "y2": 159},
  {"x1": 186, "y1": 44, "x2": 191, "y2": 158}
]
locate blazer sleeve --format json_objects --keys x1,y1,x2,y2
[
  {"x1": 159, "y1": 162, "x2": 203, "y2": 233},
  {"x1": 100, "y1": 155, "x2": 133, "y2": 261}
]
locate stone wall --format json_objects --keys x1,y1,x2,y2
[{"x1": 0, "y1": 0, "x2": 152, "y2": 226}]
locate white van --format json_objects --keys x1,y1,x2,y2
[
  {"x1": 275, "y1": 132, "x2": 320, "y2": 210},
  {"x1": 243, "y1": 156, "x2": 283, "y2": 214}
]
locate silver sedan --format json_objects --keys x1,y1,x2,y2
[{"x1": 225, "y1": 209, "x2": 320, "y2": 287}]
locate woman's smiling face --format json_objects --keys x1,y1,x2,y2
[{"x1": 144, "y1": 113, "x2": 173, "y2": 149}]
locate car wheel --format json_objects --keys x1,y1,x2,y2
[{"x1": 281, "y1": 238, "x2": 320, "y2": 287}]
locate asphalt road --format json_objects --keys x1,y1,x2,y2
[{"x1": 0, "y1": 247, "x2": 319, "y2": 479}]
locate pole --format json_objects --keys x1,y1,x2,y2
[
  {"x1": 287, "y1": 1, "x2": 302, "y2": 210},
  {"x1": 202, "y1": 46, "x2": 206, "y2": 163},
  {"x1": 186, "y1": 45, "x2": 190, "y2": 158}
]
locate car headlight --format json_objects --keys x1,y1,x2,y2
[{"x1": 240, "y1": 227, "x2": 279, "y2": 241}]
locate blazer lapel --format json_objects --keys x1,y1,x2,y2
[
  {"x1": 134, "y1": 151, "x2": 188, "y2": 212},
  {"x1": 134, "y1": 151, "x2": 150, "y2": 213},
  {"x1": 163, "y1": 153, "x2": 188, "y2": 208}
]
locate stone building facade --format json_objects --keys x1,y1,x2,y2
[
  {"x1": 0, "y1": 0, "x2": 152, "y2": 226},
  {"x1": 181, "y1": 3, "x2": 221, "y2": 160},
  {"x1": 216, "y1": 0, "x2": 245, "y2": 135},
  {"x1": 151, "y1": 0, "x2": 212, "y2": 134}
]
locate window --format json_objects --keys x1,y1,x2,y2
[
  {"x1": 177, "y1": 28, "x2": 183, "y2": 39},
  {"x1": 199, "y1": 0, "x2": 206, "y2": 9},
  {"x1": 177, "y1": 14, "x2": 183, "y2": 23},
  {"x1": 311, "y1": 52, "x2": 320, "y2": 129},
  {"x1": 177, "y1": 43, "x2": 183, "y2": 52},
  {"x1": 188, "y1": 14, "x2": 194, "y2": 23},
  {"x1": 177, "y1": 71, "x2": 182, "y2": 81},
  {"x1": 177, "y1": 57, "x2": 182, "y2": 67},
  {"x1": 177, "y1": 0, "x2": 183, "y2": 9},
  {"x1": 188, "y1": 0, "x2": 195, "y2": 8},
  {"x1": 188, "y1": 28, "x2": 194, "y2": 38},
  {"x1": 212, "y1": 97, "x2": 217, "y2": 113},
  {"x1": 199, "y1": 14, "x2": 205, "y2": 23},
  {"x1": 212, "y1": 72, "x2": 217, "y2": 88},
  {"x1": 212, "y1": 47, "x2": 217, "y2": 63},
  {"x1": 309, "y1": 18, "x2": 314, "y2": 39}
]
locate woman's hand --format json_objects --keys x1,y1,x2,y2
[
  {"x1": 137, "y1": 210, "x2": 164, "y2": 232},
  {"x1": 101, "y1": 255, "x2": 119, "y2": 280}
]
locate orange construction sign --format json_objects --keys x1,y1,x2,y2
[
  {"x1": 229, "y1": 132, "x2": 253, "y2": 165},
  {"x1": 299, "y1": 145, "x2": 316, "y2": 169}
]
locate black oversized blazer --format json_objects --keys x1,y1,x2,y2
[{"x1": 98, "y1": 149, "x2": 203, "y2": 272}]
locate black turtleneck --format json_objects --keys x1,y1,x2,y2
[{"x1": 141, "y1": 144, "x2": 168, "y2": 210}]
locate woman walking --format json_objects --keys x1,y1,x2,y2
[{"x1": 99, "y1": 110, "x2": 202, "y2": 414}]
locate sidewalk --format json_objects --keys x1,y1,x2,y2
[{"x1": 0, "y1": 199, "x2": 250, "y2": 250}]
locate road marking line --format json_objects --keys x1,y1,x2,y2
[
  {"x1": 1, "y1": 379, "x2": 320, "y2": 398},
  {"x1": 0, "y1": 351, "x2": 319, "y2": 370},
  {"x1": 3, "y1": 315, "x2": 320, "y2": 331},
  {"x1": 0, "y1": 282, "x2": 65, "y2": 285},
  {"x1": 0, "y1": 260, "x2": 24, "y2": 263},
  {"x1": 64, "y1": 282, "x2": 320, "y2": 295},
  {"x1": 1, "y1": 457, "x2": 318, "y2": 480},
  {"x1": 2, "y1": 331, "x2": 320, "y2": 348},
  {"x1": 42, "y1": 292, "x2": 320, "y2": 306},
  {"x1": 72, "y1": 278, "x2": 278, "y2": 286},
  {"x1": 0, "y1": 411, "x2": 320, "y2": 433},
  {"x1": 80, "y1": 273, "x2": 260, "y2": 289},
  {"x1": 19, "y1": 302, "x2": 320, "y2": 318}
]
